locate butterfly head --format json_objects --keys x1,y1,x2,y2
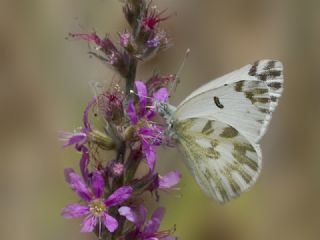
[
  {"x1": 153, "y1": 101, "x2": 179, "y2": 141},
  {"x1": 155, "y1": 102, "x2": 175, "y2": 121}
]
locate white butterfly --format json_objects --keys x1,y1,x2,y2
[{"x1": 157, "y1": 59, "x2": 284, "y2": 203}]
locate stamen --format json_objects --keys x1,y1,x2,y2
[
  {"x1": 129, "y1": 89, "x2": 154, "y2": 100},
  {"x1": 98, "y1": 217, "x2": 102, "y2": 239},
  {"x1": 89, "y1": 199, "x2": 107, "y2": 217}
]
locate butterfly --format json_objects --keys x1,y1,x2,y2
[{"x1": 156, "y1": 59, "x2": 284, "y2": 203}]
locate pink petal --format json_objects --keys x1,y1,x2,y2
[
  {"x1": 159, "y1": 171, "x2": 182, "y2": 189},
  {"x1": 127, "y1": 101, "x2": 138, "y2": 125},
  {"x1": 142, "y1": 140, "x2": 156, "y2": 171},
  {"x1": 101, "y1": 213, "x2": 118, "y2": 233},
  {"x1": 61, "y1": 204, "x2": 89, "y2": 218},
  {"x1": 81, "y1": 215, "x2": 97, "y2": 232},
  {"x1": 91, "y1": 171, "x2": 105, "y2": 198},
  {"x1": 135, "y1": 81, "x2": 148, "y2": 116},
  {"x1": 70, "y1": 33, "x2": 105, "y2": 49},
  {"x1": 139, "y1": 126, "x2": 163, "y2": 146},
  {"x1": 79, "y1": 146, "x2": 90, "y2": 182},
  {"x1": 105, "y1": 186, "x2": 133, "y2": 207},
  {"x1": 59, "y1": 131, "x2": 87, "y2": 147},
  {"x1": 118, "y1": 206, "x2": 137, "y2": 223},
  {"x1": 64, "y1": 169, "x2": 91, "y2": 202},
  {"x1": 147, "y1": 87, "x2": 169, "y2": 119},
  {"x1": 138, "y1": 205, "x2": 148, "y2": 227},
  {"x1": 153, "y1": 87, "x2": 168, "y2": 103},
  {"x1": 134, "y1": 205, "x2": 148, "y2": 228},
  {"x1": 144, "y1": 208, "x2": 165, "y2": 234}
]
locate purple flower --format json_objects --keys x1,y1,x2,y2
[
  {"x1": 59, "y1": 97, "x2": 96, "y2": 181},
  {"x1": 59, "y1": 131, "x2": 87, "y2": 147},
  {"x1": 119, "y1": 31, "x2": 131, "y2": 48},
  {"x1": 146, "y1": 31, "x2": 169, "y2": 49},
  {"x1": 147, "y1": 38, "x2": 161, "y2": 48},
  {"x1": 142, "y1": 171, "x2": 181, "y2": 201},
  {"x1": 69, "y1": 32, "x2": 124, "y2": 67},
  {"x1": 59, "y1": 97, "x2": 96, "y2": 147},
  {"x1": 146, "y1": 74, "x2": 177, "y2": 96},
  {"x1": 158, "y1": 171, "x2": 182, "y2": 190},
  {"x1": 127, "y1": 81, "x2": 168, "y2": 170},
  {"x1": 119, "y1": 205, "x2": 176, "y2": 240},
  {"x1": 142, "y1": 7, "x2": 170, "y2": 31},
  {"x1": 96, "y1": 82, "x2": 125, "y2": 123},
  {"x1": 62, "y1": 169, "x2": 133, "y2": 233},
  {"x1": 111, "y1": 162, "x2": 125, "y2": 177},
  {"x1": 69, "y1": 33, "x2": 117, "y2": 55}
]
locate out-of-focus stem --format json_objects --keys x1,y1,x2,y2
[
  {"x1": 124, "y1": 149, "x2": 143, "y2": 183},
  {"x1": 125, "y1": 55, "x2": 138, "y2": 100},
  {"x1": 88, "y1": 130, "x2": 116, "y2": 150}
]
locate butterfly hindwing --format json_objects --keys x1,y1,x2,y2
[{"x1": 173, "y1": 118, "x2": 262, "y2": 203}]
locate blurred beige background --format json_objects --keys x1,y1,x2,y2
[{"x1": 1, "y1": 0, "x2": 320, "y2": 239}]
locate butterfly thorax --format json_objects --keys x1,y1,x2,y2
[{"x1": 155, "y1": 102, "x2": 176, "y2": 122}]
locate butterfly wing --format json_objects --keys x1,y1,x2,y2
[
  {"x1": 174, "y1": 80, "x2": 271, "y2": 143},
  {"x1": 175, "y1": 60, "x2": 283, "y2": 143},
  {"x1": 173, "y1": 118, "x2": 261, "y2": 203},
  {"x1": 181, "y1": 60, "x2": 283, "y2": 109}
]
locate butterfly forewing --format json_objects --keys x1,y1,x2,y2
[
  {"x1": 248, "y1": 60, "x2": 283, "y2": 112},
  {"x1": 173, "y1": 80, "x2": 272, "y2": 144},
  {"x1": 173, "y1": 118, "x2": 262, "y2": 203},
  {"x1": 176, "y1": 59, "x2": 283, "y2": 143}
]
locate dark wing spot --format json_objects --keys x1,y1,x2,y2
[
  {"x1": 249, "y1": 61, "x2": 260, "y2": 76},
  {"x1": 253, "y1": 88, "x2": 269, "y2": 95},
  {"x1": 259, "y1": 108, "x2": 271, "y2": 114},
  {"x1": 257, "y1": 73, "x2": 268, "y2": 81},
  {"x1": 264, "y1": 60, "x2": 276, "y2": 70},
  {"x1": 258, "y1": 70, "x2": 282, "y2": 81},
  {"x1": 256, "y1": 97, "x2": 270, "y2": 104},
  {"x1": 220, "y1": 126, "x2": 239, "y2": 138},
  {"x1": 268, "y1": 70, "x2": 282, "y2": 77},
  {"x1": 214, "y1": 96, "x2": 224, "y2": 109},
  {"x1": 235, "y1": 81, "x2": 244, "y2": 92},
  {"x1": 245, "y1": 91, "x2": 255, "y2": 103},
  {"x1": 270, "y1": 96, "x2": 278, "y2": 102},
  {"x1": 267, "y1": 82, "x2": 282, "y2": 90},
  {"x1": 201, "y1": 121, "x2": 214, "y2": 135}
]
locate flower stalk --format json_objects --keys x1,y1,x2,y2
[{"x1": 62, "y1": 1, "x2": 179, "y2": 239}]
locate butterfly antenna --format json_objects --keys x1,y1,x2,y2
[{"x1": 171, "y1": 48, "x2": 191, "y2": 94}]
